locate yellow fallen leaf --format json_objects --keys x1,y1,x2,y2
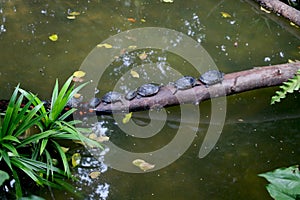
[
  {"x1": 290, "y1": 22, "x2": 299, "y2": 28},
  {"x1": 96, "y1": 136, "x2": 110, "y2": 142},
  {"x1": 139, "y1": 51, "x2": 147, "y2": 60},
  {"x1": 49, "y1": 34, "x2": 58, "y2": 41},
  {"x1": 60, "y1": 146, "x2": 69, "y2": 153},
  {"x1": 220, "y1": 12, "x2": 231, "y2": 18},
  {"x1": 73, "y1": 93, "x2": 81, "y2": 98},
  {"x1": 97, "y1": 43, "x2": 113, "y2": 48},
  {"x1": 260, "y1": 6, "x2": 271, "y2": 14},
  {"x1": 161, "y1": 0, "x2": 173, "y2": 3},
  {"x1": 71, "y1": 153, "x2": 81, "y2": 167},
  {"x1": 132, "y1": 159, "x2": 155, "y2": 171},
  {"x1": 128, "y1": 45, "x2": 137, "y2": 50},
  {"x1": 122, "y1": 112, "x2": 132, "y2": 124},
  {"x1": 73, "y1": 70, "x2": 86, "y2": 78},
  {"x1": 68, "y1": 11, "x2": 80, "y2": 16},
  {"x1": 67, "y1": 15, "x2": 76, "y2": 20},
  {"x1": 89, "y1": 133, "x2": 97, "y2": 140},
  {"x1": 141, "y1": 19, "x2": 146, "y2": 23},
  {"x1": 89, "y1": 171, "x2": 101, "y2": 179},
  {"x1": 130, "y1": 70, "x2": 140, "y2": 78},
  {"x1": 288, "y1": 59, "x2": 295, "y2": 63}
]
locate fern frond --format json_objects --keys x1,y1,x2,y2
[{"x1": 271, "y1": 69, "x2": 300, "y2": 104}]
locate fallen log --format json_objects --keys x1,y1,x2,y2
[
  {"x1": 252, "y1": 0, "x2": 300, "y2": 26},
  {"x1": 95, "y1": 62, "x2": 300, "y2": 114}
]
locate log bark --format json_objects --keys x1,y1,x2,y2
[
  {"x1": 95, "y1": 62, "x2": 300, "y2": 114},
  {"x1": 253, "y1": 0, "x2": 300, "y2": 26}
]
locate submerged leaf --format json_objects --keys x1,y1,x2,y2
[
  {"x1": 49, "y1": 34, "x2": 58, "y2": 41},
  {"x1": 122, "y1": 112, "x2": 132, "y2": 124},
  {"x1": 89, "y1": 171, "x2": 101, "y2": 179},
  {"x1": 132, "y1": 159, "x2": 155, "y2": 171},
  {"x1": 130, "y1": 70, "x2": 139, "y2": 78},
  {"x1": 97, "y1": 43, "x2": 113, "y2": 48},
  {"x1": 71, "y1": 153, "x2": 81, "y2": 167},
  {"x1": 220, "y1": 12, "x2": 231, "y2": 18}
]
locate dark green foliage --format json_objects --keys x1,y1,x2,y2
[
  {"x1": 271, "y1": 69, "x2": 300, "y2": 104},
  {"x1": 259, "y1": 165, "x2": 300, "y2": 200}
]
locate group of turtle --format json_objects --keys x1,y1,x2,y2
[{"x1": 88, "y1": 70, "x2": 224, "y2": 108}]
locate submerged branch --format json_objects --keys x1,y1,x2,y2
[{"x1": 95, "y1": 62, "x2": 300, "y2": 114}]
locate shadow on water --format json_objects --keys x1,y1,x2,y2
[{"x1": 0, "y1": 0, "x2": 300, "y2": 199}]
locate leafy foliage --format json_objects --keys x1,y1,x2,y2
[
  {"x1": 271, "y1": 69, "x2": 300, "y2": 104},
  {"x1": 0, "y1": 75, "x2": 102, "y2": 199},
  {"x1": 259, "y1": 165, "x2": 300, "y2": 200}
]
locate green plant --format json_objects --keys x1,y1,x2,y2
[
  {"x1": 271, "y1": 69, "x2": 300, "y2": 104},
  {"x1": 259, "y1": 165, "x2": 300, "y2": 200},
  {"x1": 0, "y1": 76, "x2": 102, "y2": 199}
]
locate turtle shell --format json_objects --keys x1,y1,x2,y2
[
  {"x1": 125, "y1": 89, "x2": 137, "y2": 100},
  {"x1": 174, "y1": 76, "x2": 197, "y2": 90},
  {"x1": 137, "y1": 83, "x2": 160, "y2": 97},
  {"x1": 102, "y1": 91, "x2": 122, "y2": 103},
  {"x1": 89, "y1": 97, "x2": 101, "y2": 107},
  {"x1": 199, "y1": 70, "x2": 224, "y2": 85}
]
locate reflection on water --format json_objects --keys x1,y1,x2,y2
[{"x1": 1, "y1": 0, "x2": 300, "y2": 199}]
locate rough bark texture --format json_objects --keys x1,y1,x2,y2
[
  {"x1": 253, "y1": 0, "x2": 300, "y2": 26},
  {"x1": 95, "y1": 62, "x2": 300, "y2": 114}
]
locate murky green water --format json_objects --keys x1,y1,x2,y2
[{"x1": 1, "y1": 0, "x2": 300, "y2": 199}]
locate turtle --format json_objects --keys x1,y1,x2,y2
[
  {"x1": 172, "y1": 76, "x2": 198, "y2": 94},
  {"x1": 101, "y1": 91, "x2": 123, "y2": 104},
  {"x1": 199, "y1": 70, "x2": 224, "y2": 86},
  {"x1": 125, "y1": 89, "x2": 137, "y2": 101},
  {"x1": 89, "y1": 97, "x2": 101, "y2": 108},
  {"x1": 137, "y1": 83, "x2": 160, "y2": 98}
]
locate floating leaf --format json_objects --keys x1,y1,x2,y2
[
  {"x1": 130, "y1": 70, "x2": 140, "y2": 78},
  {"x1": 122, "y1": 112, "x2": 132, "y2": 124},
  {"x1": 139, "y1": 52, "x2": 147, "y2": 60},
  {"x1": 220, "y1": 12, "x2": 231, "y2": 18},
  {"x1": 96, "y1": 136, "x2": 109, "y2": 142},
  {"x1": 141, "y1": 19, "x2": 146, "y2": 23},
  {"x1": 290, "y1": 22, "x2": 299, "y2": 28},
  {"x1": 48, "y1": 34, "x2": 58, "y2": 41},
  {"x1": 127, "y1": 18, "x2": 136, "y2": 23},
  {"x1": 73, "y1": 70, "x2": 86, "y2": 78},
  {"x1": 128, "y1": 45, "x2": 137, "y2": 50},
  {"x1": 89, "y1": 171, "x2": 101, "y2": 179},
  {"x1": 68, "y1": 11, "x2": 80, "y2": 16},
  {"x1": 73, "y1": 93, "x2": 81, "y2": 98},
  {"x1": 67, "y1": 15, "x2": 76, "y2": 20},
  {"x1": 71, "y1": 153, "x2": 81, "y2": 167},
  {"x1": 161, "y1": 0, "x2": 174, "y2": 3},
  {"x1": 132, "y1": 159, "x2": 155, "y2": 171},
  {"x1": 97, "y1": 43, "x2": 113, "y2": 48},
  {"x1": 260, "y1": 6, "x2": 271, "y2": 14},
  {"x1": 288, "y1": 59, "x2": 295, "y2": 63}
]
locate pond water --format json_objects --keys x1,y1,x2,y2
[{"x1": 1, "y1": 0, "x2": 300, "y2": 199}]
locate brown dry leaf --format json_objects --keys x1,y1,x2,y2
[
  {"x1": 89, "y1": 171, "x2": 101, "y2": 179},
  {"x1": 130, "y1": 70, "x2": 139, "y2": 78},
  {"x1": 127, "y1": 18, "x2": 136, "y2": 23},
  {"x1": 139, "y1": 52, "x2": 147, "y2": 60}
]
